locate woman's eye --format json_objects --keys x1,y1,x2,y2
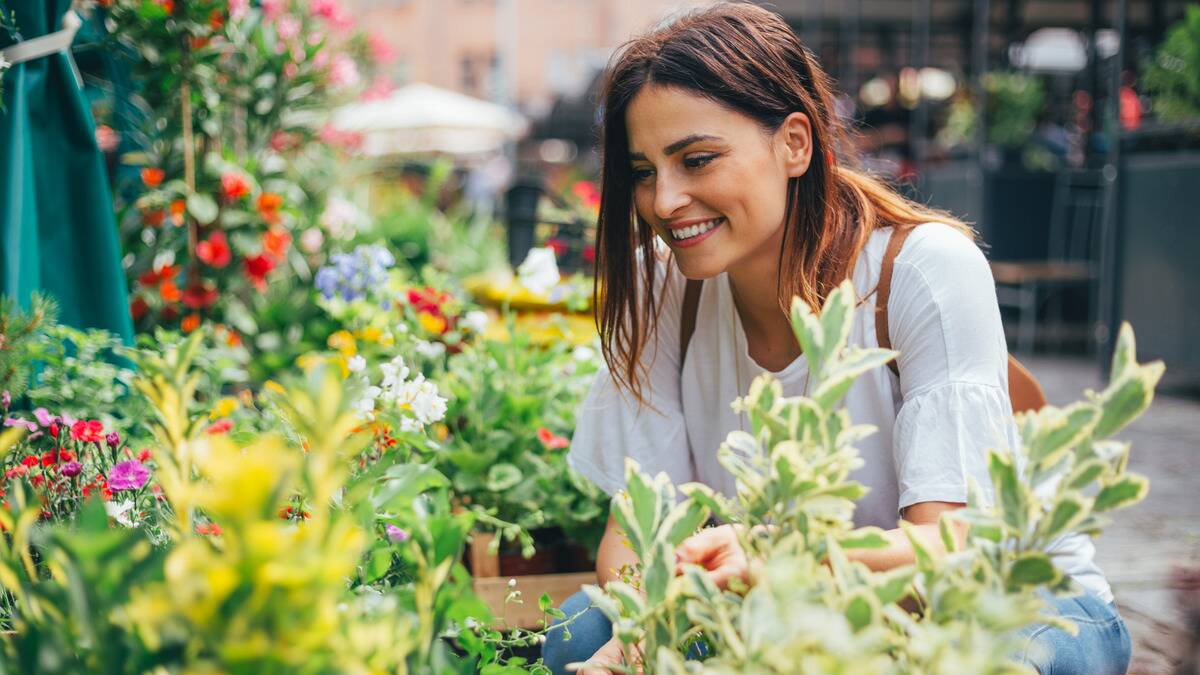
[
  {"x1": 683, "y1": 153, "x2": 718, "y2": 170},
  {"x1": 632, "y1": 167, "x2": 655, "y2": 183}
]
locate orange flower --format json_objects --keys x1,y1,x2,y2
[
  {"x1": 143, "y1": 209, "x2": 165, "y2": 228},
  {"x1": 159, "y1": 280, "x2": 182, "y2": 303},
  {"x1": 208, "y1": 9, "x2": 225, "y2": 30},
  {"x1": 257, "y1": 192, "x2": 283, "y2": 224},
  {"x1": 262, "y1": 226, "x2": 291, "y2": 260},
  {"x1": 220, "y1": 172, "x2": 251, "y2": 202},
  {"x1": 195, "y1": 522, "x2": 222, "y2": 536},
  {"x1": 170, "y1": 199, "x2": 187, "y2": 226},
  {"x1": 141, "y1": 167, "x2": 165, "y2": 188},
  {"x1": 181, "y1": 314, "x2": 201, "y2": 333}
]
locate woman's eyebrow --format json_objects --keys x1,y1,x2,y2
[{"x1": 629, "y1": 134, "x2": 722, "y2": 161}]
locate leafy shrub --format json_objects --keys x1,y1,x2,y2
[{"x1": 579, "y1": 282, "x2": 1159, "y2": 673}]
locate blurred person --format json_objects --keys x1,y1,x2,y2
[{"x1": 540, "y1": 4, "x2": 1130, "y2": 674}]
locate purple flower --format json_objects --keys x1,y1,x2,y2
[
  {"x1": 3, "y1": 417, "x2": 37, "y2": 432},
  {"x1": 107, "y1": 460, "x2": 150, "y2": 491},
  {"x1": 314, "y1": 245, "x2": 395, "y2": 302},
  {"x1": 105, "y1": 432, "x2": 121, "y2": 448},
  {"x1": 385, "y1": 524, "x2": 409, "y2": 543},
  {"x1": 60, "y1": 461, "x2": 82, "y2": 478},
  {"x1": 33, "y1": 408, "x2": 54, "y2": 427}
]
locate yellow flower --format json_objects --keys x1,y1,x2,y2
[
  {"x1": 379, "y1": 332, "x2": 395, "y2": 347},
  {"x1": 209, "y1": 397, "x2": 239, "y2": 420},
  {"x1": 417, "y1": 311, "x2": 447, "y2": 335},
  {"x1": 327, "y1": 330, "x2": 357, "y2": 357},
  {"x1": 357, "y1": 326, "x2": 383, "y2": 343},
  {"x1": 264, "y1": 380, "x2": 285, "y2": 394},
  {"x1": 296, "y1": 353, "x2": 324, "y2": 372},
  {"x1": 432, "y1": 423, "x2": 449, "y2": 442}
]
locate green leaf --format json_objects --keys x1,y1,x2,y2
[
  {"x1": 1094, "y1": 363, "x2": 1164, "y2": 438},
  {"x1": 872, "y1": 568, "x2": 915, "y2": 606},
  {"x1": 1093, "y1": 475, "x2": 1149, "y2": 513},
  {"x1": 1039, "y1": 493, "x2": 1090, "y2": 541},
  {"x1": 186, "y1": 193, "x2": 219, "y2": 225},
  {"x1": 989, "y1": 450, "x2": 1027, "y2": 534},
  {"x1": 1067, "y1": 459, "x2": 1107, "y2": 490},
  {"x1": 538, "y1": 592, "x2": 552, "y2": 613},
  {"x1": 642, "y1": 543, "x2": 674, "y2": 606},
  {"x1": 659, "y1": 500, "x2": 709, "y2": 547},
  {"x1": 1027, "y1": 403, "x2": 1100, "y2": 465},
  {"x1": 605, "y1": 581, "x2": 646, "y2": 618},
  {"x1": 790, "y1": 296, "x2": 825, "y2": 371},
  {"x1": 812, "y1": 348, "x2": 898, "y2": 410},
  {"x1": 819, "y1": 281, "x2": 856, "y2": 366},
  {"x1": 1008, "y1": 552, "x2": 1060, "y2": 586},
  {"x1": 485, "y1": 463, "x2": 522, "y2": 492},
  {"x1": 844, "y1": 590, "x2": 877, "y2": 632}
]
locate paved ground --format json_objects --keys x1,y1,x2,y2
[{"x1": 1023, "y1": 355, "x2": 1199, "y2": 674}]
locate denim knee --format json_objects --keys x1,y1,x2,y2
[
  {"x1": 1020, "y1": 591, "x2": 1132, "y2": 675},
  {"x1": 541, "y1": 590, "x2": 613, "y2": 675}
]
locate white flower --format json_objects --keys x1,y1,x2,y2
[
  {"x1": 572, "y1": 345, "x2": 596, "y2": 363},
  {"x1": 300, "y1": 227, "x2": 325, "y2": 253},
  {"x1": 395, "y1": 375, "x2": 447, "y2": 425},
  {"x1": 320, "y1": 197, "x2": 364, "y2": 239},
  {"x1": 347, "y1": 355, "x2": 367, "y2": 373},
  {"x1": 379, "y1": 356, "x2": 410, "y2": 393},
  {"x1": 517, "y1": 247, "x2": 560, "y2": 296},
  {"x1": 105, "y1": 499, "x2": 137, "y2": 528},
  {"x1": 461, "y1": 309, "x2": 490, "y2": 334},
  {"x1": 414, "y1": 339, "x2": 446, "y2": 360},
  {"x1": 399, "y1": 416, "x2": 422, "y2": 433}
]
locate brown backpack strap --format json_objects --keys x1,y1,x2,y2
[
  {"x1": 876, "y1": 227, "x2": 914, "y2": 376},
  {"x1": 876, "y1": 226, "x2": 1046, "y2": 413},
  {"x1": 680, "y1": 279, "x2": 703, "y2": 369}
]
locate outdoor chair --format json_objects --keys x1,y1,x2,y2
[{"x1": 991, "y1": 168, "x2": 1108, "y2": 354}]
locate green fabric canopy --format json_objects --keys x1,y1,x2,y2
[{"x1": 1, "y1": 0, "x2": 132, "y2": 343}]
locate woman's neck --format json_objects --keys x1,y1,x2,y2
[{"x1": 727, "y1": 241, "x2": 802, "y2": 370}]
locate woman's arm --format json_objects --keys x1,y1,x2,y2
[
  {"x1": 596, "y1": 513, "x2": 642, "y2": 587},
  {"x1": 675, "y1": 501, "x2": 970, "y2": 589},
  {"x1": 844, "y1": 501, "x2": 968, "y2": 571}
]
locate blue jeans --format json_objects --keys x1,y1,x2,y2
[{"x1": 541, "y1": 589, "x2": 1131, "y2": 675}]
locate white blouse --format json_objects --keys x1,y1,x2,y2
[{"x1": 568, "y1": 222, "x2": 1112, "y2": 602}]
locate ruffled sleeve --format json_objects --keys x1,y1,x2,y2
[
  {"x1": 887, "y1": 224, "x2": 1020, "y2": 512},
  {"x1": 567, "y1": 260, "x2": 694, "y2": 496}
]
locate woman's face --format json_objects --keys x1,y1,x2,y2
[{"x1": 625, "y1": 84, "x2": 810, "y2": 280}]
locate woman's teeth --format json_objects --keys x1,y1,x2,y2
[{"x1": 670, "y1": 218, "x2": 722, "y2": 240}]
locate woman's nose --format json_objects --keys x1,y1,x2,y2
[{"x1": 653, "y1": 174, "x2": 692, "y2": 220}]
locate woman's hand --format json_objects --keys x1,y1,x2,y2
[
  {"x1": 569, "y1": 636, "x2": 630, "y2": 674},
  {"x1": 674, "y1": 524, "x2": 750, "y2": 590}
]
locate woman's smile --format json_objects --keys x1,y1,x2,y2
[{"x1": 665, "y1": 216, "x2": 725, "y2": 247}]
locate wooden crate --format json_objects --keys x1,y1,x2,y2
[{"x1": 469, "y1": 532, "x2": 596, "y2": 629}]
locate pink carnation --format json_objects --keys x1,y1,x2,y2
[
  {"x1": 228, "y1": 0, "x2": 249, "y2": 21},
  {"x1": 310, "y1": 0, "x2": 353, "y2": 32},
  {"x1": 276, "y1": 14, "x2": 301, "y2": 42},
  {"x1": 327, "y1": 54, "x2": 360, "y2": 89},
  {"x1": 108, "y1": 460, "x2": 150, "y2": 492},
  {"x1": 367, "y1": 32, "x2": 397, "y2": 65},
  {"x1": 261, "y1": 0, "x2": 285, "y2": 20}
]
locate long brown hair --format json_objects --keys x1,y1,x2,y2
[{"x1": 595, "y1": 2, "x2": 971, "y2": 403}]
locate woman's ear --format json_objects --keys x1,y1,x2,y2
[{"x1": 777, "y1": 112, "x2": 813, "y2": 178}]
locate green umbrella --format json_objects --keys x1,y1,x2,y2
[{"x1": 0, "y1": 0, "x2": 132, "y2": 343}]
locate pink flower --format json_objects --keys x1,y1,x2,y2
[
  {"x1": 228, "y1": 0, "x2": 249, "y2": 21},
  {"x1": 327, "y1": 54, "x2": 360, "y2": 89},
  {"x1": 261, "y1": 0, "x2": 284, "y2": 20},
  {"x1": 385, "y1": 524, "x2": 409, "y2": 543},
  {"x1": 537, "y1": 427, "x2": 569, "y2": 450},
  {"x1": 359, "y1": 76, "x2": 395, "y2": 102},
  {"x1": 107, "y1": 460, "x2": 150, "y2": 492},
  {"x1": 367, "y1": 32, "x2": 397, "y2": 65},
  {"x1": 4, "y1": 418, "x2": 37, "y2": 432},
  {"x1": 33, "y1": 408, "x2": 55, "y2": 427},
  {"x1": 60, "y1": 461, "x2": 82, "y2": 478},
  {"x1": 309, "y1": 0, "x2": 353, "y2": 32},
  {"x1": 276, "y1": 14, "x2": 301, "y2": 41},
  {"x1": 300, "y1": 227, "x2": 325, "y2": 253}
]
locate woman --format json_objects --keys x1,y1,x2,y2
[{"x1": 542, "y1": 4, "x2": 1130, "y2": 674}]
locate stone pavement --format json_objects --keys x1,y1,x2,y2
[{"x1": 1023, "y1": 355, "x2": 1199, "y2": 674}]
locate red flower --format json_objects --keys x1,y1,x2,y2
[
  {"x1": 58, "y1": 450, "x2": 75, "y2": 463},
  {"x1": 41, "y1": 450, "x2": 57, "y2": 467},
  {"x1": 139, "y1": 264, "x2": 178, "y2": 287},
  {"x1": 143, "y1": 209, "x2": 166, "y2": 228},
  {"x1": 137, "y1": 449, "x2": 153, "y2": 462},
  {"x1": 205, "y1": 419, "x2": 233, "y2": 435},
  {"x1": 208, "y1": 8, "x2": 225, "y2": 29},
  {"x1": 406, "y1": 287, "x2": 451, "y2": 314},
  {"x1": 160, "y1": 305, "x2": 180, "y2": 322},
  {"x1": 243, "y1": 254, "x2": 275, "y2": 291},
  {"x1": 572, "y1": 180, "x2": 601, "y2": 210},
  {"x1": 220, "y1": 172, "x2": 251, "y2": 202},
  {"x1": 196, "y1": 522, "x2": 223, "y2": 536},
  {"x1": 182, "y1": 282, "x2": 219, "y2": 309},
  {"x1": 70, "y1": 420, "x2": 104, "y2": 443},
  {"x1": 48, "y1": 423, "x2": 58, "y2": 439},
  {"x1": 181, "y1": 314, "x2": 201, "y2": 333},
  {"x1": 546, "y1": 238, "x2": 568, "y2": 257},
  {"x1": 257, "y1": 193, "x2": 284, "y2": 224},
  {"x1": 196, "y1": 231, "x2": 232, "y2": 268},
  {"x1": 130, "y1": 297, "x2": 150, "y2": 321},
  {"x1": 141, "y1": 167, "x2": 165, "y2": 188},
  {"x1": 537, "y1": 427, "x2": 569, "y2": 450},
  {"x1": 583, "y1": 244, "x2": 596, "y2": 265},
  {"x1": 21, "y1": 456, "x2": 38, "y2": 468},
  {"x1": 262, "y1": 227, "x2": 291, "y2": 260},
  {"x1": 159, "y1": 280, "x2": 182, "y2": 303}
]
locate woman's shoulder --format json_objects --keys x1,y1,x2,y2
[{"x1": 895, "y1": 221, "x2": 988, "y2": 273}]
